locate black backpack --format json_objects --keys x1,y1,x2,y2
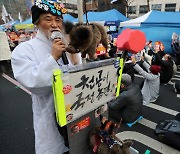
[
  {"x1": 175, "y1": 81, "x2": 180, "y2": 94},
  {"x1": 155, "y1": 120, "x2": 180, "y2": 134}
]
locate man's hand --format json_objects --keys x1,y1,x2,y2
[{"x1": 51, "y1": 39, "x2": 66, "y2": 61}]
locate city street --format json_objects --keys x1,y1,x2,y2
[
  {"x1": 1, "y1": 1, "x2": 180, "y2": 154},
  {"x1": 0, "y1": 69, "x2": 180, "y2": 154}
]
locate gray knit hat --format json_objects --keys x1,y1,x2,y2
[{"x1": 121, "y1": 74, "x2": 132, "y2": 86}]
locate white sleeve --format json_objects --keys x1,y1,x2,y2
[
  {"x1": 142, "y1": 61, "x2": 150, "y2": 72},
  {"x1": 11, "y1": 43, "x2": 60, "y2": 94},
  {"x1": 133, "y1": 63, "x2": 157, "y2": 80}
]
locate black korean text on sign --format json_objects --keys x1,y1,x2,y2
[{"x1": 71, "y1": 70, "x2": 111, "y2": 111}]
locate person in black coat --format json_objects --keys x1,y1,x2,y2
[
  {"x1": 145, "y1": 40, "x2": 154, "y2": 56},
  {"x1": 108, "y1": 74, "x2": 143, "y2": 123},
  {"x1": 123, "y1": 62, "x2": 135, "y2": 82},
  {"x1": 155, "y1": 53, "x2": 174, "y2": 84},
  {"x1": 171, "y1": 41, "x2": 180, "y2": 66},
  {"x1": 151, "y1": 41, "x2": 165, "y2": 65}
]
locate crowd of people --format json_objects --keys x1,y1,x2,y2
[
  {"x1": 108, "y1": 39, "x2": 179, "y2": 124},
  {"x1": 107, "y1": 39, "x2": 180, "y2": 150},
  {"x1": 5, "y1": 29, "x2": 37, "y2": 51},
  {"x1": 0, "y1": 29, "x2": 37, "y2": 74}
]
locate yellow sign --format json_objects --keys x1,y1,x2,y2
[
  {"x1": 116, "y1": 58, "x2": 124, "y2": 97},
  {"x1": 52, "y1": 69, "x2": 67, "y2": 127},
  {"x1": 15, "y1": 24, "x2": 34, "y2": 30}
]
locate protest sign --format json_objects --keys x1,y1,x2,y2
[{"x1": 0, "y1": 31, "x2": 11, "y2": 61}]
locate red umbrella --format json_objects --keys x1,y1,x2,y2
[{"x1": 116, "y1": 28, "x2": 146, "y2": 54}]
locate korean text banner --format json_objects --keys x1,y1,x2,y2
[{"x1": 53, "y1": 60, "x2": 117, "y2": 125}]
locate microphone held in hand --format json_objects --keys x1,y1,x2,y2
[{"x1": 51, "y1": 31, "x2": 69, "y2": 65}]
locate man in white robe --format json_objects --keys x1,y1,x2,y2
[{"x1": 11, "y1": 1, "x2": 69, "y2": 153}]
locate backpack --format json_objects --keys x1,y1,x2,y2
[
  {"x1": 175, "y1": 81, "x2": 180, "y2": 94},
  {"x1": 155, "y1": 120, "x2": 180, "y2": 134}
]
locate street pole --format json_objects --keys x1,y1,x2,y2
[
  {"x1": 77, "y1": 0, "x2": 84, "y2": 23},
  {"x1": 147, "y1": 0, "x2": 150, "y2": 11}
]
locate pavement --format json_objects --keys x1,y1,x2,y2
[
  {"x1": 0, "y1": 72, "x2": 34, "y2": 154},
  {"x1": 117, "y1": 70, "x2": 180, "y2": 154},
  {"x1": 0, "y1": 68, "x2": 180, "y2": 154}
]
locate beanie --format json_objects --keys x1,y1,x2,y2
[
  {"x1": 31, "y1": 5, "x2": 47, "y2": 24},
  {"x1": 150, "y1": 65, "x2": 161, "y2": 75},
  {"x1": 121, "y1": 74, "x2": 132, "y2": 86},
  {"x1": 31, "y1": 0, "x2": 67, "y2": 24}
]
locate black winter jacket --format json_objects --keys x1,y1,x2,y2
[
  {"x1": 108, "y1": 84, "x2": 143, "y2": 123},
  {"x1": 155, "y1": 53, "x2": 174, "y2": 83}
]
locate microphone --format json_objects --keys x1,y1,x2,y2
[{"x1": 50, "y1": 31, "x2": 69, "y2": 65}]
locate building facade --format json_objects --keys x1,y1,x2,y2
[
  {"x1": 98, "y1": 0, "x2": 126, "y2": 14},
  {"x1": 58, "y1": 0, "x2": 78, "y2": 14},
  {"x1": 59, "y1": 0, "x2": 126, "y2": 17},
  {"x1": 0, "y1": 0, "x2": 127, "y2": 24},
  {"x1": 128, "y1": 0, "x2": 180, "y2": 18}
]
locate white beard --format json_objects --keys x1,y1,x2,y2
[
  {"x1": 38, "y1": 27, "x2": 52, "y2": 43},
  {"x1": 38, "y1": 27, "x2": 68, "y2": 47}
]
